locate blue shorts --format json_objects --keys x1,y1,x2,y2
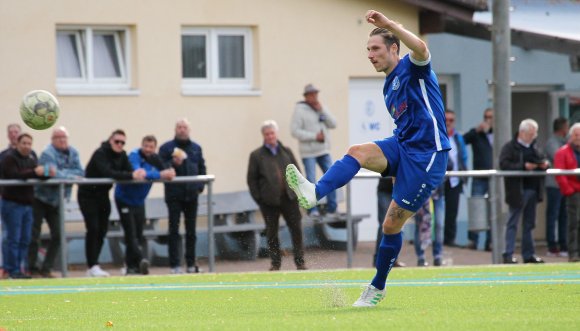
[{"x1": 374, "y1": 137, "x2": 448, "y2": 212}]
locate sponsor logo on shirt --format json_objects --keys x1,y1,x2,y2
[{"x1": 392, "y1": 101, "x2": 407, "y2": 120}]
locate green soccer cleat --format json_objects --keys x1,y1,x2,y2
[
  {"x1": 285, "y1": 164, "x2": 318, "y2": 209},
  {"x1": 352, "y1": 284, "x2": 386, "y2": 307}
]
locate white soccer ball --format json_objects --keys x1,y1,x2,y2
[{"x1": 20, "y1": 90, "x2": 60, "y2": 130}]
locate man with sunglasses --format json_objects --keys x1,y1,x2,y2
[
  {"x1": 78, "y1": 129, "x2": 146, "y2": 277},
  {"x1": 463, "y1": 108, "x2": 494, "y2": 250}
]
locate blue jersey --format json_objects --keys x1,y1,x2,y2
[{"x1": 383, "y1": 54, "x2": 450, "y2": 153}]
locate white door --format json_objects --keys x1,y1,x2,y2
[{"x1": 348, "y1": 78, "x2": 395, "y2": 241}]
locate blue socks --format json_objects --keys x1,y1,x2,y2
[
  {"x1": 315, "y1": 154, "x2": 361, "y2": 199},
  {"x1": 371, "y1": 232, "x2": 403, "y2": 290}
]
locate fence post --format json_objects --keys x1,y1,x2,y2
[
  {"x1": 58, "y1": 182, "x2": 68, "y2": 277},
  {"x1": 207, "y1": 180, "x2": 215, "y2": 272},
  {"x1": 346, "y1": 183, "x2": 353, "y2": 268}
]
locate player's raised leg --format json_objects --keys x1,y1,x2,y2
[
  {"x1": 353, "y1": 201, "x2": 413, "y2": 307},
  {"x1": 285, "y1": 142, "x2": 387, "y2": 209}
]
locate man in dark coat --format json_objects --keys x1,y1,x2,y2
[
  {"x1": 247, "y1": 120, "x2": 306, "y2": 271},
  {"x1": 159, "y1": 119, "x2": 206, "y2": 274},
  {"x1": 499, "y1": 119, "x2": 547, "y2": 264}
]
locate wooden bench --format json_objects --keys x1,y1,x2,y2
[{"x1": 44, "y1": 190, "x2": 368, "y2": 264}]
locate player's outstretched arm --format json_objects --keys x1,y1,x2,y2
[{"x1": 366, "y1": 9, "x2": 429, "y2": 62}]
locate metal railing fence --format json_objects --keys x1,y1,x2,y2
[{"x1": 1, "y1": 168, "x2": 578, "y2": 276}]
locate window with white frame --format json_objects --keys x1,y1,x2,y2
[
  {"x1": 56, "y1": 27, "x2": 132, "y2": 93},
  {"x1": 182, "y1": 27, "x2": 253, "y2": 94}
]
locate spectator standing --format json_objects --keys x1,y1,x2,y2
[
  {"x1": 0, "y1": 123, "x2": 23, "y2": 271},
  {"x1": 554, "y1": 123, "x2": 580, "y2": 263},
  {"x1": 290, "y1": 84, "x2": 338, "y2": 216},
  {"x1": 247, "y1": 120, "x2": 306, "y2": 270},
  {"x1": 463, "y1": 108, "x2": 493, "y2": 250},
  {"x1": 1, "y1": 133, "x2": 54, "y2": 279},
  {"x1": 414, "y1": 187, "x2": 445, "y2": 266},
  {"x1": 115, "y1": 135, "x2": 175, "y2": 275},
  {"x1": 443, "y1": 110, "x2": 468, "y2": 248},
  {"x1": 78, "y1": 130, "x2": 146, "y2": 277},
  {"x1": 159, "y1": 119, "x2": 206, "y2": 274},
  {"x1": 499, "y1": 119, "x2": 547, "y2": 264},
  {"x1": 28, "y1": 127, "x2": 84, "y2": 278},
  {"x1": 544, "y1": 117, "x2": 569, "y2": 257}
]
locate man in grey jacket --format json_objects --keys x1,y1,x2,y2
[
  {"x1": 290, "y1": 84, "x2": 337, "y2": 216},
  {"x1": 29, "y1": 127, "x2": 84, "y2": 277}
]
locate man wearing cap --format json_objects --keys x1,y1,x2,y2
[{"x1": 290, "y1": 84, "x2": 337, "y2": 216}]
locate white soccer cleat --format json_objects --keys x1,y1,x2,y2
[
  {"x1": 285, "y1": 164, "x2": 318, "y2": 209},
  {"x1": 352, "y1": 284, "x2": 386, "y2": 307},
  {"x1": 86, "y1": 265, "x2": 110, "y2": 277}
]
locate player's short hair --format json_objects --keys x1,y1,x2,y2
[
  {"x1": 369, "y1": 28, "x2": 400, "y2": 55},
  {"x1": 553, "y1": 117, "x2": 568, "y2": 132},
  {"x1": 261, "y1": 120, "x2": 278, "y2": 133},
  {"x1": 7, "y1": 123, "x2": 21, "y2": 132},
  {"x1": 110, "y1": 129, "x2": 126, "y2": 139},
  {"x1": 519, "y1": 119, "x2": 538, "y2": 133},
  {"x1": 568, "y1": 123, "x2": 580, "y2": 137},
  {"x1": 483, "y1": 108, "x2": 493, "y2": 118},
  {"x1": 445, "y1": 109, "x2": 455, "y2": 115},
  {"x1": 142, "y1": 135, "x2": 157, "y2": 145},
  {"x1": 52, "y1": 126, "x2": 69, "y2": 138},
  {"x1": 17, "y1": 132, "x2": 32, "y2": 142},
  {"x1": 176, "y1": 118, "x2": 190, "y2": 128}
]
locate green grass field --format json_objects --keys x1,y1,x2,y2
[{"x1": 1, "y1": 263, "x2": 579, "y2": 330}]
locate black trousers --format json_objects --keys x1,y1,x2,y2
[
  {"x1": 443, "y1": 181, "x2": 462, "y2": 245},
  {"x1": 28, "y1": 199, "x2": 60, "y2": 272},
  {"x1": 259, "y1": 195, "x2": 304, "y2": 267},
  {"x1": 115, "y1": 199, "x2": 146, "y2": 270},
  {"x1": 79, "y1": 194, "x2": 111, "y2": 268},
  {"x1": 166, "y1": 199, "x2": 198, "y2": 268}
]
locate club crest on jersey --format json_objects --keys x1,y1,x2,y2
[{"x1": 392, "y1": 76, "x2": 400, "y2": 91}]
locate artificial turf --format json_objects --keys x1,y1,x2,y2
[{"x1": 1, "y1": 263, "x2": 578, "y2": 330}]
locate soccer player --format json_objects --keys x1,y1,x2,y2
[{"x1": 285, "y1": 10, "x2": 450, "y2": 307}]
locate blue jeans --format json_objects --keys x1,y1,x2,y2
[
  {"x1": 469, "y1": 178, "x2": 491, "y2": 247},
  {"x1": 545, "y1": 187, "x2": 568, "y2": 251},
  {"x1": 414, "y1": 196, "x2": 444, "y2": 259},
  {"x1": 504, "y1": 189, "x2": 538, "y2": 259},
  {"x1": 303, "y1": 154, "x2": 337, "y2": 213},
  {"x1": 1, "y1": 200, "x2": 34, "y2": 275}
]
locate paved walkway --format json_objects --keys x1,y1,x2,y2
[{"x1": 60, "y1": 241, "x2": 570, "y2": 278}]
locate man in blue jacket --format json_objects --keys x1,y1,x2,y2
[
  {"x1": 115, "y1": 135, "x2": 175, "y2": 275},
  {"x1": 443, "y1": 110, "x2": 468, "y2": 248},
  {"x1": 159, "y1": 119, "x2": 206, "y2": 274}
]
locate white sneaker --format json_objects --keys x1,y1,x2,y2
[
  {"x1": 87, "y1": 265, "x2": 110, "y2": 277},
  {"x1": 285, "y1": 164, "x2": 317, "y2": 209},
  {"x1": 170, "y1": 267, "x2": 183, "y2": 274},
  {"x1": 352, "y1": 284, "x2": 386, "y2": 307},
  {"x1": 559, "y1": 251, "x2": 569, "y2": 258}
]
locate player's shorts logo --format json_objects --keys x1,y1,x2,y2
[{"x1": 392, "y1": 76, "x2": 400, "y2": 91}]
